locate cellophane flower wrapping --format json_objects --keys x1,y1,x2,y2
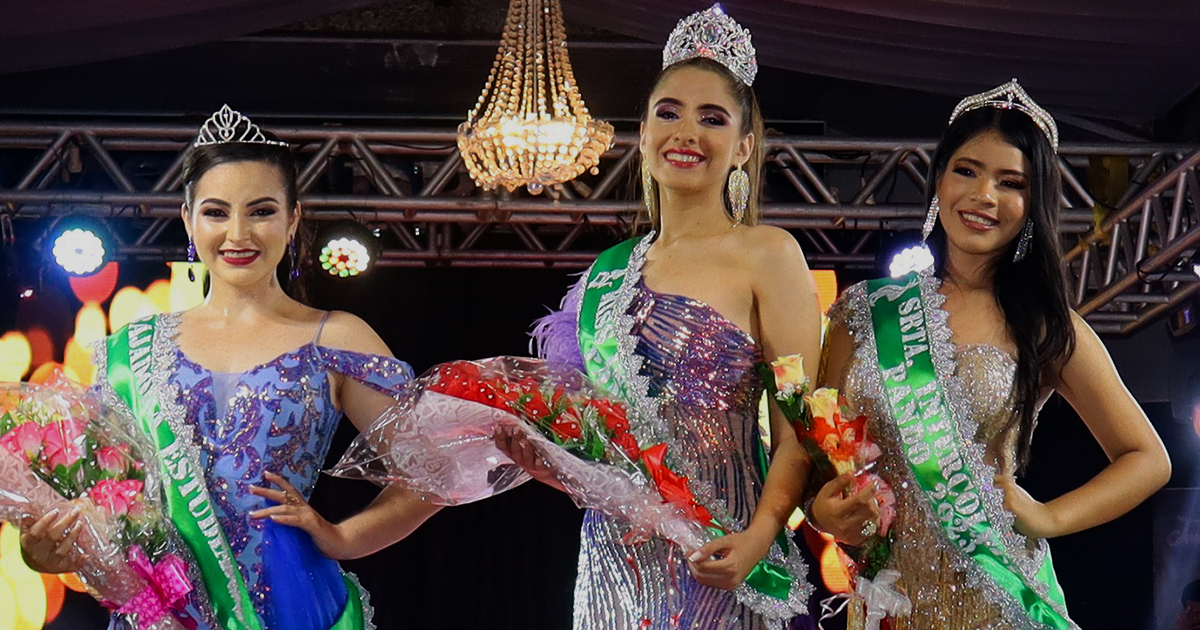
[
  {"x1": 759, "y1": 355, "x2": 898, "y2": 581},
  {"x1": 0, "y1": 375, "x2": 199, "y2": 630},
  {"x1": 330, "y1": 356, "x2": 711, "y2": 553}
]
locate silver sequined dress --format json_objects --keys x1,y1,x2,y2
[
  {"x1": 829, "y1": 277, "x2": 1069, "y2": 630},
  {"x1": 538, "y1": 246, "x2": 790, "y2": 630}
]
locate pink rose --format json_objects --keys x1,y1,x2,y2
[
  {"x1": 89, "y1": 478, "x2": 144, "y2": 516},
  {"x1": 0, "y1": 422, "x2": 44, "y2": 463},
  {"x1": 95, "y1": 445, "x2": 131, "y2": 474},
  {"x1": 41, "y1": 419, "x2": 86, "y2": 470}
]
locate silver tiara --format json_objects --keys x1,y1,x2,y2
[
  {"x1": 662, "y1": 3, "x2": 757, "y2": 87},
  {"x1": 949, "y1": 79, "x2": 1059, "y2": 152},
  {"x1": 194, "y1": 105, "x2": 288, "y2": 147}
]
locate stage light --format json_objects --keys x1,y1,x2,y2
[
  {"x1": 316, "y1": 220, "x2": 379, "y2": 278},
  {"x1": 320, "y1": 238, "x2": 370, "y2": 277},
  {"x1": 44, "y1": 216, "x2": 112, "y2": 277},
  {"x1": 889, "y1": 243, "x2": 934, "y2": 278}
]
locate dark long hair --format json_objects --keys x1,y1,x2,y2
[
  {"x1": 925, "y1": 107, "x2": 1076, "y2": 472},
  {"x1": 180, "y1": 140, "x2": 309, "y2": 301},
  {"x1": 637, "y1": 57, "x2": 765, "y2": 231}
]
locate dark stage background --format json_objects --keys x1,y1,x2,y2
[{"x1": 19, "y1": 259, "x2": 1199, "y2": 630}]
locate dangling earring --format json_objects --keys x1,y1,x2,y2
[
  {"x1": 288, "y1": 238, "x2": 300, "y2": 281},
  {"x1": 921, "y1": 196, "x2": 940, "y2": 242},
  {"x1": 186, "y1": 240, "x2": 197, "y2": 283},
  {"x1": 727, "y1": 165, "x2": 750, "y2": 223},
  {"x1": 1013, "y1": 218, "x2": 1034, "y2": 262},
  {"x1": 641, "y1": 162, "x2": 654, "y2": 212}
]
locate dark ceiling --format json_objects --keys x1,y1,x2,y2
[{"x1": 0, "y1": 0, "x2": 1197, "y2": 141}]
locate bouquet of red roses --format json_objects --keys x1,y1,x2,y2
[
  {"x1": 332, "y1": 357, "x2": 720, "y2": 552},
  {"x1": 0, "y1": 376, "x2": 198, "y2": 630}
]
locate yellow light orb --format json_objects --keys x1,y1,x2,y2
[
  {"x1": 0, "y1": 333, "x2": 32, "y2": 381},
  {"x1": 63, "y1": 337, "x2": 96, "y2": 387},
  {"x1": 0, "y1": 523, "x2": 47, "y2": 629},
  {"x1": 145, "y1": 279, "x2": 172, "y2": 314},
  {"x1": 74, "y1": 302, "x2": 108, "y2": 348},
  {"x1": 109, "y1": 286, "x2": 152, "y2": 332},
  {"x1": 169, "y1": 262, "x2": 206, "y2": 311}
]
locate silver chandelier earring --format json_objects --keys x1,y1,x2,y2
[
  {"x1": 727, "y1": 165, "x2": 750, "y2": 223},
  {"x1": 641, "y1": 162, "x2": 654, "y2": 212},
  {"x1": 1013, "y1": 218, "x2": 1034, "y2": 262},
  {"x1": 921, "y1": 195, "x2": 940, "y2": 241}
]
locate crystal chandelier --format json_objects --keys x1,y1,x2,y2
[{"x1": 457, "y1": 0, "x2": 614, "y2": 194}]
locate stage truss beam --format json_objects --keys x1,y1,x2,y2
[{"x1": 0, "y1": 120, "x2": 1195, "y2": 334}]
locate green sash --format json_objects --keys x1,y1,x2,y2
[
  {"x1": 578, "y1": 237, "x2": 798, "y2": 609},
  {"x1": 578, "y1": 237, "x2": 639, "y2": 403},
  {"x1": 107, "y1": 318, "x2": 263, "y2": 630},
  {"x1": 866, "y1": 273, "x2": 1073, "y2": 629}
]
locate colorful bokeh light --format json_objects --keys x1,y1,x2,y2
[{"x1": 319, "y1": 238, "x2": 371, "y2": 277}]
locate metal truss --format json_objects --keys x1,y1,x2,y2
[
  {"x1": 1065, "y1": 150, "x2": 1200, "y2": 334},
  {"x1": 0, "y1": 119, "x2": 1195, "y2": 333}
]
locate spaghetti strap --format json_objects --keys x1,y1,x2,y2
[{"x1": 313, "y1": 311, "x2": 332, "y2": 346}]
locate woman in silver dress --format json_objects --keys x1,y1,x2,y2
[
  {"x1": 810, "y1": 82, "x2": 1171, "y2": 629},
  {"x1": 500, "y1": 5, "x2": 822, "y2": 628}
]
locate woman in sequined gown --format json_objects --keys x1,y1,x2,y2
[
  {"x1": 810, "y1": 90, "x2": 1171, "y2": 629},
  {"x1": 19, "y1": 112, "x2": 439, "y2": 630},
  {"x1": 498, "y1": 13, "x2": 822, "y2": 629}
]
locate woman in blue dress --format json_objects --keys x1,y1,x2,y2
[{"x1": 19, "y1": 106, "x2": 439, "y2": 630}]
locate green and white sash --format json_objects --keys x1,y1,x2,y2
[
  {"x1": 107, "y1": 317, "x2": 262, "y2": 630},
  {"x1": 865, "y1": 273, "x2": 1075, "y2": 629},
  {"x1": 106, "y1": 317, "x2": 368, "y2": 630},
  {"x1": 577, "y1": 235, "x2": 811, "y2": 620}
]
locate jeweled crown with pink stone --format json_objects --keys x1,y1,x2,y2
[{"x1": 662, "y1": 4, "x2": 757, "y2": 87}]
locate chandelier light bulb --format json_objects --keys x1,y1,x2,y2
[{"x1": 457, "y1": 0, "x2": 614, "y2": 194}]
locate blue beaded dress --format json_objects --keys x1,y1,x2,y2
[
  {"x1": 93, "y1": 311, "x2": 414, "y2": 630},
  {"x1": 535, "y1": 236, "x2": 804, "y2": 630}
]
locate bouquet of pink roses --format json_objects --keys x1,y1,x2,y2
[{"x1": 0, "y1": 375, "x2": 198, "y2": 630}]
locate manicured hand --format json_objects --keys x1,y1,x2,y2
[
  {"x1": 19, "y1": 506, "x2": 86, "y2": 574},
  {"x1": 996, "y1": 474, "x2": 1060, "y2": 539},
  {"x1": 810, "y1": 472, "x2": 880, "y2": 546},
  {"x1": 687, "y1": 526, "x2": 775, "y2": 591},
  {"x1": 492, "y1": 425, "x2": 563, "y2": 490},
  {"x1": 249, "y1": 471, "x2": 350, "y2": 560}
]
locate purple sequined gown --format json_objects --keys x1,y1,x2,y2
[
  {"x1": 538, "y1": 253, "x2": 782, "y2": 629},
  {"x1": 94, "y1": 312, "x2": 413, "y2": 630}
]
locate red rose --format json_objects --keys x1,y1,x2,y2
[
  {"x1": 640, "y1": 443, "x2": 715, "y2": 528},
  {"x1": 612, "y1": 432, "x2": 642, "y2": 461},
  {"x1": 550, "y1": 418, "x2": 583, "y2": 441},
  {"x1": 588, "y1": 399, "x2": 630, "y2": 434},
  {"x1": 519, "y1": 393, "x2": 553, "y2": 421}
]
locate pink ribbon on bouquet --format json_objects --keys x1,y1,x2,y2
[{"x1": 103, "y1": 546, "x2": 196, "y2": 629}]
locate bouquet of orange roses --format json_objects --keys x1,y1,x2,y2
[{"x1": 757, "y1": 355, "x2": 896, "y2": 576}]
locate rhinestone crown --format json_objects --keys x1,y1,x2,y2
[
  {"x1": 949, "y1": 79, "x2": 1059, "y2": 152},
  {"x1": 662, "y1": 3, "x2": 757, "y2": 87},
  {"x1": 194, "y1": 105, "x2": 288, "y2": 147}
]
